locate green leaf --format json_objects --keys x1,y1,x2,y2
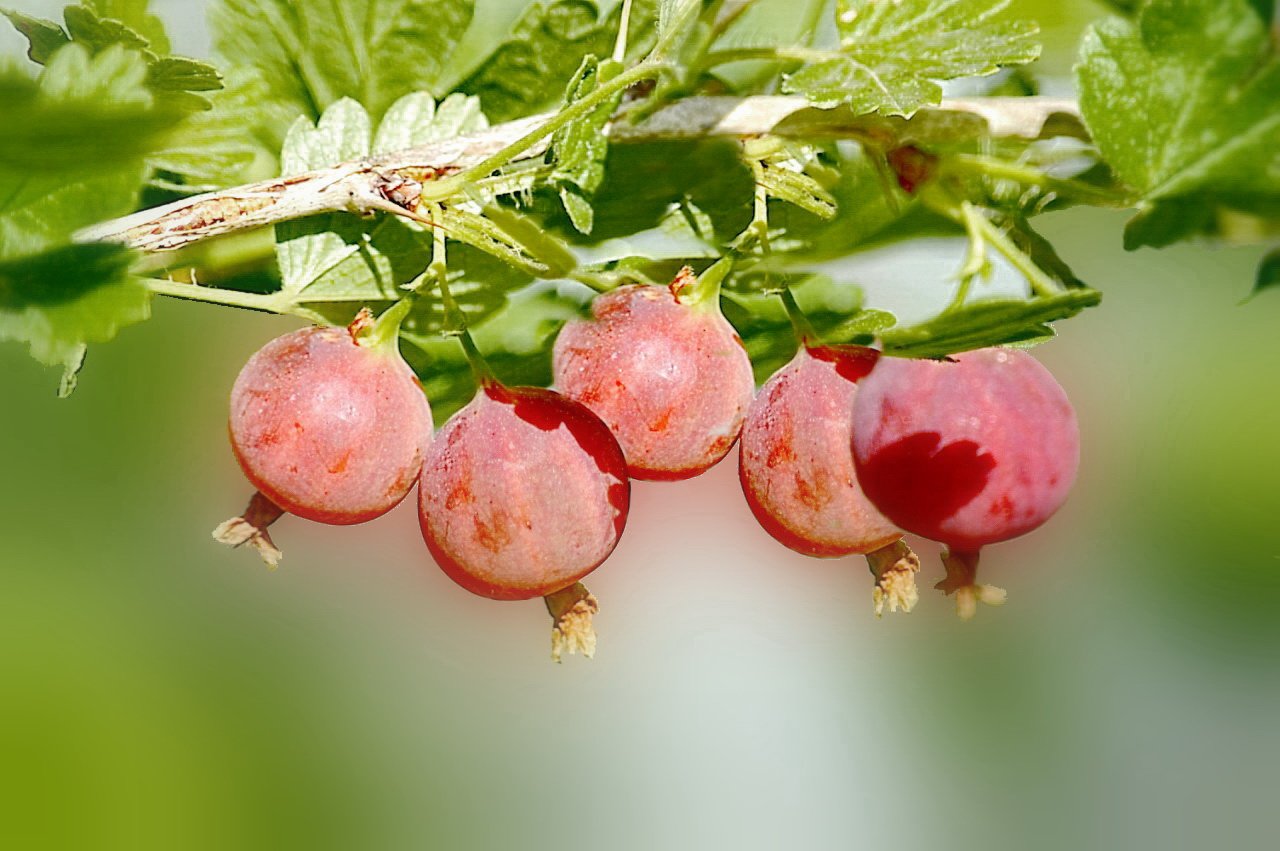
[
  {"x1": 274, "y1": 92, "x2": 538, "y2": 333},
  {"x1": 1077, "y1": 0, "x2": 1280, "y2": 247},
  {"x1": 549, "y1": 55, "x2": 623, "y2": 233},
  {"x1": 0, "y1": 44, "x2": 169, "y2": 389},
  {"x1": 81, "y1": 0, "x2": 171, "y2": 54},
  {"x1": 757, "y1": 157, "x2": 837, "y2": 220},
  {"x1": 147, "y1": 56, "x2": 223, "y2": 94},
  {"x1": 401, "y1": 281, "x2": 590, "y2": 420},
  {"x1": 0, "y1": 47, "x2": 168, "y2": 251},
  {"x1": 211, "y1": 0, "x2": 474, "y2": 130},
  {"x1": 5, "y1": 4, "x2": 225, "y2": 109},
  {"x1": 1121, "y1": 198, "x2": 1216, "y2": 250},
  {"x1": 62, "y1": 4, "x2": 151, "y2": 54},
  {"x1": 458, "y1": 0, "x2": 657, "y2": 122},
  {"x1": 533, "y1": 137, "x2": 755, "y2": 246},
  {"x1": 722, "y1": 274, "x2": 895, "y2": 381},
  {"x1": 0, "y1": 243, "x2": 151, "y2": 395},
  {"x1": 278, "y1": 98, "x2": 404, "y2": 298},
  {"x1": 147, "y1": 68, "x2": 267, "y2": 191},
  {"x1": 1, "y1": 9, "x2": 70, "y2": 63},
  {"x1": 879, "y1": 289, "x2": 1102, "y2": 359},
  {"x1": 782, "y1": 0, "x2": 1040, "y2": 116},
  {"x1": 372, "y1": 91, "x2": 487, "y2": 153},
  {"x1": 1250, "y1": 249, "x2": 1280, "y2": 299}
]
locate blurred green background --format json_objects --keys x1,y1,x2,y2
[{"x1": 2, "y1": 1, "x2": 1279, "y2": 849}]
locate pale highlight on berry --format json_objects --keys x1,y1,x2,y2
[
  {"x1": 212, "y1": 492, "x2": 286, "y2": 569},
  {"x1": 545, "y1": 583, "x2": 599, "y2": 663},
  {"x1": 866, "y1": 540, "x2": 921, "y2": 617},
  {"x1": 936, "y1": 549, "x2": 1007, "y2": 621}
]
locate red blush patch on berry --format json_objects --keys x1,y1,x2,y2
[{"x1": 856, "y1": 433, "x2": 996, "y2": 539}]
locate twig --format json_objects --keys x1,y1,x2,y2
[{"x1": 76, "y1": 97, "x2": 1083, "y2": 254}]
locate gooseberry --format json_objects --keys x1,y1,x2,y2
[
  {"x1": 552, "y1": 266, "x2": 755, "y2": 481},
  {"x1": 851, "y1": 347, "x2": 1079, "y2": 617},
  {"x1": 739, "y1": 344, "x2": 899, "y2": 557},
  {"x1": 417, "y1": 381, "x2": 630, "y2": 660},
  {"x1": 215, "y1": 307, "x2": 432, "y2": 565}
]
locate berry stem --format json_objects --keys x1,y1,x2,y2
[
  {"x1": 775, "y1": 286, "x2": 821, "y2": 348},
  {"x1": 866, "y1": 540, "x2": 922, "y2": 617},
  {"x1": 935, "y1": 548, "x2": 1007, "y2": 620},
  {"x1": 544, "y1": 582, "x2": 599, "y2": 663},
  {"x1": 687, "y1": 255, "x2": 734, "y2": 308},
  {"x1": 423, "y1": 202, "x2": 499, "y2": 388},
  {"x1": 212, "y1": 492, "x2": 286, "y2": 569},
  {"x1": 365, "y1": 296, "x2": 416, "y2": 351}
]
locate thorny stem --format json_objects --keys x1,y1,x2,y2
[{"x1": 84, "y1": 97, "x2": 1081, "y2": 260}]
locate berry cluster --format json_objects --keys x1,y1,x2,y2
[{"x1": 215, "y1": 267, "x2": 1079, "y2": 660}]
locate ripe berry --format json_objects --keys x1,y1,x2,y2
[
  {"x1": 739, "y1": 344, "x2": 899, "y2": 557},
  {"x1": 851, "y1": 347, "x2": 1079, "y2": 617},
  {"x1": 552, "y1": 266, "x2": 755, "y2": 481},
  {"x1": 417, "y1": 382, "x2": 630, "y2": 660},
  {"x1": 215, "y1": 308, "x2": 432, "y2": 565}
]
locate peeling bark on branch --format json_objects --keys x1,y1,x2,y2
[{"x1": 76, "y1": 97, "x2": 1083, "y2": 254}]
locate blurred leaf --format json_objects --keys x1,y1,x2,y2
[
  {"x1": 1121, "y1": 198, "x2": 1214, "y2": 250},
  {"x1": 1097, "y1": 0, "x2": 1142, "y2": 13},
  {"x1": 880, "y1": 289, "x2": 1102, "y2": 358},
  {"x1": 1078, "y1": 0, "x2": 1280, "y2": 249},
  {"x1": 0, "y1": 243, "x2": 150, "y2": 394},
  {"x1": 211, "y1": 0, "x2": 474, "y2": 132},
  {"x1": 458, "y1": 0, "x2": 657, "y2": 122},
  {"x1": 1251, "y1": 249, "x2": 1280, "y2": 299},
  {"x1": 82, "y1": 0, "x2": 171, "y2": 53},
  {"x1": 146, "y1": 67, "x2": 266, "y2": 191},
  {"x1": 0, "y1": 46, "x2": 172, "y2": 261},
  {"x1": 0, "y1": 45, "x2": 184, "y2": 177},
  {"x1": 62, "y1": 4, "x2": 151, "y2": 53},
  {"x1": 1, "y1": 9, "x2": 70, "y2": 63},
  {"x1": 548, "y1": 55, "x2": 622, "y2": 234},
  {"x1": 782, "y1": 0, "x2": 1040, "y2": 116},
  {"x1": 1006, "y1": 217, "x2": 1088, "y2": 289},
  {"x1": 3, "y1": 3, "x2": 252, "y2": 190},
  {"x1": 7, "y1": 3, "x2": 219, "y2": 105}
]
